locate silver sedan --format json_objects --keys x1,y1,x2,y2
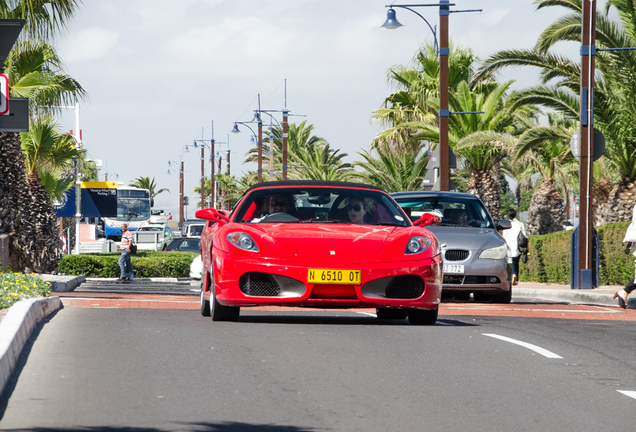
[{"x1": 391, "y1": 191, "x2": 512, "y2": 303}]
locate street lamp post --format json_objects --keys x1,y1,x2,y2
[
  {"x1": 187, "y1": 122, "x2": 225, "y2": 208},
  {"x1": 382, "y1": 2, "x2": 481, "y2": 191},
  {"x1": 231, "y1": 121, "x2": 259, "y2": 181},
  {"x1": 167, "y1": 159, "x2": 184, "y2": 228}
]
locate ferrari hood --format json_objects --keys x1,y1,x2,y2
[{"x1": 252, "y1": 224, "x2": 395, "y2": 261}]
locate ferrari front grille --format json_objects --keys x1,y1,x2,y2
[
  {"x1": 445, "y1": 249, "x2": 469, "y2": 261},
  {"x1": 385, "y1": 276, "x2": 424, "y2": 299},
  {"x1": 239, "y1": 272, "x2": 281, "y2": 296}
]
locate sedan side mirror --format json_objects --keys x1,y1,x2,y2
[
  {"x1": 497, "y1": 219, "x2": 512, "y2": 230},
  {"x1": 413, "y1": 212, "x2": 442, "y2": 227},
  {"x1": 195, "y1": 208, "x2": 229, "y2": 226}
]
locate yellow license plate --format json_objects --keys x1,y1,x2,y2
[{"x1": 308, "y1": 268, "x2": 361, "y2": 285}]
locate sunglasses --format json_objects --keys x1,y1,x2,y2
[
  {"x1": 346, "y1": 204, "x2": 363, "y2": 212},
  {"x1": 270, "y1": 200, "x2": 289, "y2": 207}
]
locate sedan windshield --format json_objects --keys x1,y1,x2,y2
[
  {"x1": 394, "y1": 197, "x2": 494, "y2": 228},
  {"x1": 233, "y1": 187, "x2": 409, "y2": 227}
]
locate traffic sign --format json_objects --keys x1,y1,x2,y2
[
  {"x1": 570, "y1": 129, "x2": 606, "y2": 161},
  {"x1": 0, "y1": 74, "x2": 8, "y2": 115}
]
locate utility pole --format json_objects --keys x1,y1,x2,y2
[
  {"x1": 578, "y1": 0, "x2": 596, "y2": 288},
  {"x1": 438, "y1": 0, "x2": 450, "y2": 191}
]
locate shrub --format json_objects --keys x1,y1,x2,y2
[
  {"x1": 58, "y1": 251, "x2": 197, "y2": 278},
  {"x1": 519, "y1": 221, "x2": 635, "y2": 286}
]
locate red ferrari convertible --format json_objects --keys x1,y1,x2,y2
[{"x1": 195, "y1": 181, "x2": 443, "y2": 325}]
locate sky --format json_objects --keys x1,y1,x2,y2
[{"x1": 51, "y1": 0, "x2": 605, "y2": 218}]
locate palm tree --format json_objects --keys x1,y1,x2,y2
[
  {"x1": 129, "y1": 176, "x2": 170, "y2": 202},
  {"x1": 352, "y1": 142, "x2": 429, "y2": 192},
  {"x1": 0, "y1": 0, "x2": 84, "y2": 273},
  {"x1": 18, "y1": 115, "x2": 82, "y2": 271},
  {"x1": 244, "y1": 121, "x2": 328, "y2": 178},
  {"x1": 288, "y1": 143, "x2": 353, "y2": 181},
  {"x1": 476, "y1": 0, "x2": 636, "y2": 222},
  {"x1": 0, "y1": 0, "x2": 80, "y2": 42}
]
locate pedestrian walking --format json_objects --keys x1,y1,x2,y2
[
  {"x1": 614, "y1": 202, "x2": 636, "y2": 308},
  {"x1": 118, "y1": 223, "x2": 135, "y2": 281},
  {"x1": 502, "y1": 209, "x2": 527, "y2": 286}
]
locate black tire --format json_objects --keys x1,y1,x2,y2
[
  {"x1": 211, "y1": 288, "x2": 240, "y2": 322},
  {"x1": 492, "y1": 288, "x2": 512, "y2": 304},
  {"x1": 376, "y1": 308, "x2": 408, "y2": 320},
  {"x1": 200, "y1": 283, "x2": 210, "y2": 317},
  {"x1": 453, "y1": 292, "x2": 471, "y2": 301},
  {"x1": 407, "y1": 307, "x2": 438, "y2": 325}
]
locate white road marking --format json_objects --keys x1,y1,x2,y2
[
  {"x1": 482, "y1": 333, "x2": 563, "y2": 359},
  {"x1": 618, "y1": 390, "x2": 636, "y2": 400}
]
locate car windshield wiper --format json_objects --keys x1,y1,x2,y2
[{"x1": 374, "y1": 222, "x2": 404, "y2": 227}]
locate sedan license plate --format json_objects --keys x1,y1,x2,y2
[
  {"x1": 443, "y1": 264, "x2": 464, "y2": 274},
  {"x1": 308, "y1": 268, "x2": 361, "y2": 285}
]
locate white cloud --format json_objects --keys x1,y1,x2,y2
[{"x1": 58, "y1": 27, "x2": 120, "y2": 63}]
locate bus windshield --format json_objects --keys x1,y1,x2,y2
[{"x1": 114, "y1": 197, "x2": 151, "y2": 222}]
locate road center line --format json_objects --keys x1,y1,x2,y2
[
  {"x1": 482, "y1": 333, "x2": 563, "y2": 359},
  {"x1": 618, "y1": 390, "x2": 636, "y2": 400}
]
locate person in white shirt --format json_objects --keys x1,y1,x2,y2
[
  {"x1": 614, "y1": 203, "x2": 636, "y2": 308},
  {"x1": 502, "y1": 209, "x2": 526, "y2": 286}
]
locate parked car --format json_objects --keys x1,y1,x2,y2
[
  {"x1": 150, "y1": 209, "x2": 169, "y2": 224},
  {"x1": 134, "y1": 224, "x2": 175, "y2": 251},
  {"x1": 164, "y1": 237, "x2": 201, "y2": 252},
  {"x1": 195, "y1": 180, "x2": 443, "y2": 324},
  {"x1": 391, "y1": 191, "x2": 512, "y2": 303}
]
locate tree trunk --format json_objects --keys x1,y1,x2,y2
[
  {"x1": 0, "y1": 132, "x2": 36, "y2": 271},
  {"x1": 26, "y1": 172, "x2": 61, "y2": 272},
  {"x1": 466, "y1": 167, "x2": 502, "y2": 221},
  {"x1": 526, "y1": 178, "x2": 565, "y2": 235},
  {"x1": 596, "y1": 177, "x2": 636, "y2": 225}
]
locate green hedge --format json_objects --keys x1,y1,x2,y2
[
  {"x1": 57, "y1": 251, "x2": 198, "y2": 278},
  {"x1": 519, "y1": 221, "x2": 635, "y2": 286}
]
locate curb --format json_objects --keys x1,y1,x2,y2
[
  {"x1": 40, "y1": 275, "x2": 86, "y2": 292},
  {"x1": 513, "y1": 288, "x2": 635, "y2": 309},
  {"x1": 0, "y1": 297, "x2": 62, "y2": 397}
]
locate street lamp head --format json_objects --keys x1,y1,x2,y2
[
  {"x1": 231, "y1": 123, "x2": 241, "y2": 134},
  {"x1": 252, "y1": 111, "x2": 262, "y2": 122},
  {"x1": 184, "y1": 144, "x2": 190, "y2": 152},
  {"x1": 381, "y1": 8, "x2": 403, "y2": 29},
  {"x1": 193, "y1": 140, "x2": 198, "y2": 148}
]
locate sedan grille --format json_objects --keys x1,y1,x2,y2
[
  {"x1": 445, "y1": 249, "x2": 469, "y2": 261},
  {"x1": 385, "y1": 276, "x2": 424, "y2": 299},
  {"x1": 239, "y1": 273, "x2": 281, "y2": 296}
]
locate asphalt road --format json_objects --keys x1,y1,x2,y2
[{"x1": 2, "y1": 306, "x2": 636, "y2": 431}]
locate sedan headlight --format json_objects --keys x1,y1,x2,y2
[
  {"x1": 227, "y1": 232, "x2": 259, "y2": 252},
  {"x1": 479, "y1": 244, "x2": 508, "y2": 260},
  {"x1": 405, "y1": 236, "x2": 431, "y2": 255}
]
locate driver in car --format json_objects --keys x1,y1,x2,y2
[{"x1": 266, "y1": 194, "x2": 293, "y2": 215}]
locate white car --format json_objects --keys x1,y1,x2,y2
[
  {"x1": 190, "y1": 255, "x2": 202, "y2": 279},
  {"x1": 134, "y1": 224, "x2": 175, "y2": 251}
]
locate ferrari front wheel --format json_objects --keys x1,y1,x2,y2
[
  {"x1": 407, "y1": 307, "x2": 438, "y2": 325},
  {"x1": 211, "y1": 288, "x2": 240, "y2": 322}
]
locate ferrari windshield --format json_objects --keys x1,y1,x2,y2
[
  {"x1": 393, "y1": 196, "x2": 494, "y2": 229},
  {"x1": 233, "y1": 187, "x2": 409, "y2": 226}
]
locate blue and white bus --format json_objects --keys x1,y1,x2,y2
[{"x1": 103, "y1": 186, "x2": 152, "y2": 239}]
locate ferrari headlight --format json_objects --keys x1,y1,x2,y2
[
  {"x1": 479, "y1": 244, "x2": 508, "y2": 260},
  {"x1": 405, "y1": 236, "x2": 431, "y2": 255},
  {"x1": 227, "y1": 232, "x2": 259, "y2": 252}
]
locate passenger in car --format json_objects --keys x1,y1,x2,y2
[{"x1": 346, "y1": 197, "x2": 374, "y2": 224}]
